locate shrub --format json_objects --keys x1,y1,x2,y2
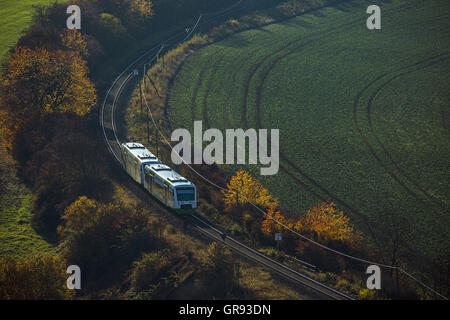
[
  {"x1": 129, "y1": 250, "x2": 189, "y2": 299},
  {"x1": 58, "y1": 197, "x2": 163, "y2": 287},
  {"x1": 0, "y1": 255, "x2": 74, "y2": 300}
]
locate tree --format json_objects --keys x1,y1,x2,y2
[
  {"x1": 130, "y1": 251, "x2": 170, "y2": 292},
  {"x1": 93, "y1": 13, "x2": 130, "y2": 50},
  {"x1": 58, "y1": 197, "x2": 161, "y2": 286},
  {"x1": 261, "y1": 205, "x2": 292, "y2": 235},
  {"x1": 296, "y1": 202, "x2": 362, "y2": 246},
  {"x1": 222, "y1": 170, "x2": 277, "y2": 212},
  {"x1": 0, "y1": 47, "x2": 96, "y2": 150},
  {"x1": 128, "y1": 250, "x2": 188, "y2": 299},
  {"x1": 0, "y1": 255, "x2": 74, "y2": 300},
  {"x1": 60, "y1": 29, "x2": 89, "y2": 58},
  {"x1": 27, "y1": 129, "x2": 110, "y2": 233},
  {"x1": 200, "y1": 242, "x2": 239, "y2": 298},
  {"x1": 121, "y1": 0, "x2": 153, "y2": 25},
  {"x1": 96, "y1": 0, "x2": 153, "y2": 23}
]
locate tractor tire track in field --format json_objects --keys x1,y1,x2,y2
[
  {"x1": 189, "y1": 48, "x2": 224, "y2": 123},
  {"x1": 240, "y1": 17, "x2": 384, "y2": 238},
  {"x1": 353, "y1": 54, "x2": 450, "y2": 222},
  {"x1": 243, "y1": 2, "x2": 441, "y2": 246},
  {"x1": 191, "y1": 66, "x2": 209, "y2": 122},
  {"x1": 366, "y1": 54, "x2": 450, "y2": 216},
  {"x1": 201, "y1": 55, "x2": 227, "y2": 128},
  {"x1": 202, "y1": 49, "x2": 261, "y2": 130},
  {"x1": 240, "y1": 12, "x2": 368, "y2": 127}
]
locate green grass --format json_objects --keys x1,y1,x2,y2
[
  {"x1": 0, "y1": 139, "x2": 55, "y2": 257},
  {"x1": 167, "y1": 0, "x2": 450, "y2": 263},
  {"x1": 0, "y1": 0, "x2": 66, "y2": 257},
  {"x1": 0, "y1": 0, "x2": 64, "y2": 65},
  {"x1": 0, "y1": 194, "x2": 56, "y2": 257}
]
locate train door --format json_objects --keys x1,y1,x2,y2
[
  {"x1": 164, "y1": 185, "x2": 168, "y2": 206},
  {"x1": 134, "y1": 161, "x2": 139, "y2": 182},
  {"x1": 147, "y1": 173, "x2": 153, "y2": 193}
]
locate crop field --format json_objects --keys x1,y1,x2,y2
[
  {"x1": 0, "y1": 0, "x2": 64, "y2": 65},
  {"x1": 167, "y1": 0, "x2": 450, "y2": 262}
]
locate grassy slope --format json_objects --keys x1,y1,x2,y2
[
  {"x1": 0, "y1": 144, "x2": 56, "y2": 257},
  {"x1": 167, "y1": 0, "x2": 450, "y2": 261},
  {"x1": 0, "y1": 0, "x2": 70, "y2": 257},
  {"x1": 0, "y1": 0, "x2": 65, "y2": 65}
]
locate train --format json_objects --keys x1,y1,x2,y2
[{"x1": 120, "y1": 142, "x2": 197, "y2": 210}]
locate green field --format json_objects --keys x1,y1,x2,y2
[
  {"x1": 0, "y1": 0, "x2": 64, "y2": 65},
  {"x1": 167, "y1": 0, "x2": 450, "y2": 263}
]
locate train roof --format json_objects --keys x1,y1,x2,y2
[
  {"x1": 145, "y1": 163, "x2": 194, "y2": 189},
  {"x1": 122, "y1": 142, "x2": 161, "y2": 165}
]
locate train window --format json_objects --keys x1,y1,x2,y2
[
  {"x1": 153, "y1": 177, "x2": 164, "y2": 198},
  {"x1": 154, "y1": 176, "x2": 164, "y2": 187},
  {"x1": 176, "y1": 187, "x2": 195, "y2": 201}
]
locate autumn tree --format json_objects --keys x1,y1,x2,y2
[
  {"x1": 24, "y1": 128, "x2": 111, "y2": 233},
  {"x1": 261, "y1": 205, "x2": 293, "y2": 236},
  {"x1": 222, "y1": 170, "x2": 277, "y2": 212},
  {"x1": 128, "y1": 250, "x2": 189, "y2": 299},
  {"x1": 296, "y1": 202, "x2": 362, "y2": 246},
  {"x1": 96, "y1": 0, "x2": 153, "y2": 23},
  {"x1": 0, "y1": 47, "x2": 96, "y2": 150},
  {"x1": 0, "y1": 255, "x2": 74, "y2": 300},
  {"x1": 60, "y1": 29, "x2": 89, "y2": 58},
  {"x1": 120, "y1": 0, "x2": 153, "y2": 24},
  {"x1": 58, "y1": 196, "x2": 162, "y2": 286},
  {"x1": 200, "y1": 242, "x2": 239, "y2": 298}
]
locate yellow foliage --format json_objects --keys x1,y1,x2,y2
[
  {"x1": 261, "y1": 205, "x2": 292, "y2": 235},
  {"x1": 359, "y1": 288, "x2": 375, "y2": 300},
  {"x1": 128, "y1": 0, "x2": 153, "y2": 19},
  {"x1": 221, "y1": 170, "x2": 277, "y2": 211},
  {"x1": 60, "y1": 29, "x2": 88, "y2": 57},
  {"x1": 297, "y1": 202, "x2": 362, "y2": 245},
  {"x1": 57, "y1": 196, "x2": 120, "y2": 239},
  {"x1": 2, "y1": 46, "x2": 95, "y2": 116},
  {"x1": 0, "y1": 46, "x2": 96, "y2": 150}
]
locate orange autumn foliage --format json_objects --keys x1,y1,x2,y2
[
  {"x1": 261, "y1": 205, "x2": 293, "y2": 235},
  {"x1": 0, "y1": 46, "x2": 96, "y2": 151},
  {"x1": 296, "y1": 202, "x2": 361, "y2": 245}
]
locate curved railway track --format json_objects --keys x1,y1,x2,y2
[{"x1": 100, "y1": 3, "x2": 354, "y2": 301}]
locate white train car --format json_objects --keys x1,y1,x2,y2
[
  {"x1": 121, "y1": 142, "x2": 197, "y2": 210},
  {"x1": 121, "y1": 142, "x2": 161, "y2": 184}
]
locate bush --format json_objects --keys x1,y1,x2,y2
[
  {"x1": 0, "y1": 255, "x2": 74, "y2": 300},
  {"x1": 199, "y1": 242, "x2": 239, "y2": 298},
  {"x1": 231, "y1": 223, "x2": 243, "y2": 236},
  {"x1": 58, "y1": 197, "x2": 164, "y2": 288},
  {"x1": 26, "y1": 127, "x2": 111, "y2": 235},
  {"x1": 359, "y1": 288, "x2": 376, "y2": 300},
  {"x1": 128, "y1": 250, "x2": 189, "y2": 299}
]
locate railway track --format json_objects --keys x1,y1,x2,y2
[{"x1": 100, "y1": 2, "x2": 354, "y2": 301}]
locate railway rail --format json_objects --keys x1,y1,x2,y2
[{"x1": 100, "y1": 1, "x2": 354, "y2": 300}]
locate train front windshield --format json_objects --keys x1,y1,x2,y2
[{"x1": 176, "y1": 187, "x2": 195, "y2": 201}]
